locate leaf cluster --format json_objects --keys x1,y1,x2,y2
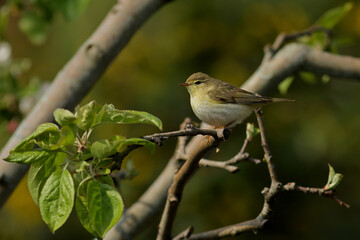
[{"x1": 4, "y1": 100, "x2": 162, "y2": 238}]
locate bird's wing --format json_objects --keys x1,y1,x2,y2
[{"x1": 208, "y1": 80, "x2": 272, "y2": 105}]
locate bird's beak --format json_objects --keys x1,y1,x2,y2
[{"x1": 179, "y1": 83, "x2": 190, "y2": 86}]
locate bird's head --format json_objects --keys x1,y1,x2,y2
[{"x1": 179, "y1": 72, "x2": 213, "y2": 97}]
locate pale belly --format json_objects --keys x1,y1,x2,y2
[{"x1": 190, "y1": 98, "x2": 253, "y2": 127}]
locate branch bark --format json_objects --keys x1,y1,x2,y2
[
  {"x1": 0, "y1": 0, "x2": 172, "y2": 207},
  {"x1": 157, "y1": 129, "x2": 229, "y2": 240}
]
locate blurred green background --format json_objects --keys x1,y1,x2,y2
[{"x1": 1, "y1": 0, "x2": 360, "y2": 239}]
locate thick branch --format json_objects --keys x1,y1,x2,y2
[
  {"x1": 242, "y1": 43, "x2": 360, "y2": 94},
  {"x1": 0, "y1": 0, "x2": 171, "y2": 207},
  {"x1": 157, "y1": 129, "x2": 229, "y2": 240}
]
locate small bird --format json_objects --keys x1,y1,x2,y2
[{"x1": 180, "y1": 72, "x2": 294, "y2": 128}]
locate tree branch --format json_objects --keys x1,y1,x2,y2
[
  {"x1": 242, "y1": 43, "x2": 360, "y2": 94},
  {"x1": 270, "y1": 26, "x2": 332, "y2": 55},
  {"x1": 174, "y1": 107, "x2": 348, "y2": 240},
  {"x1": 0, "y1": 0, "x2": 172, "y2": 208},
  {"x1": 282, "y1": 182, "x2": 350, "y2": 208},
  {"x1": 198, "y1": 136, "x2": 261, "y2": 173},
  {"x1": 143, "y1": 124, "x2": 227, "y2": 146},
  {"x1": 157, "y1": 128, "x2": 230, "y2": 240},
  {"x1": 107, "y1": 41, "x2": 360, "y2": 239},
  {"x1": 254, "y1": 109, "x2": 278, "y2": 184}
]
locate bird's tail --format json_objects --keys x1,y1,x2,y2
[{"x1": 269, "y1": 97, "x2": 295, "y2": 103}]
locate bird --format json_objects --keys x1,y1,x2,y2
[{"x1": 179, "y1": 72, "x2": 294, "y2": 128}]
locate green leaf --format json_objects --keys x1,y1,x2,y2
[
  {"x1": 18, "y1": 12, "x2": 48, "y2": 45},
  {"x1": 39, "y1": 169, "x2": 75, "y2": 233},
  {"x1": 327, "y1": 164, "x2": 336, "y2": 185},
  {"x1": 57, "y1": 125, "x2": 76, "y2": 148},
  {"x1": 98, "y1": 175, "x2": 115, "y2": 187},
  {"x1": 316, "y1": 2, "x2": 353, "y2": 29},
  {"x1": 75, "y1": 101, "x2": 163, "y2": 131},
  {"x1": 54, "y1": 108, "x2": 77, "y2": 126},
  {"x1": 123, "y1": 138, "x2": 156, "y2": 153},
  {"x1": 60, "y1": 0, "x2": 91, "y2": 20},
  {"x1": 300, "y1": 71, "x2": 317, "y2": 84},
  {"x1": 246, "y1": 123, "x2": 260, "y2": 141},
  {"x1": 324, "y1": 164, "x2": 344, "y2": 190},
  {"x1": 278, "y1": 76, "x2": 294, "y2": 95},
  {"x1": 87, "y1": 180, "x2": 123, "y2": 238},
  {"x1": 94, "y1": 104, "x2": 163, "y2": 130},
  {"x1": 4, "y1": 123, "x2": 62, "y2": 163},
  {"x1": 14, "y1": 123, "x2": 60, "y2": 151},
  {"x1": 74, "y1": 174, "x2": 98, "y2": 237},
  {"x1": 28, "y1": 152, "x2": 66, "y2": 205},
  {"x1": 90, "y1": 136, "x2": 125, "y2": 159},
  {"x1": 4, "y1": 150, "x2": 51, "y2": 164},
  {"x1": 75, "y1": 101, "x2": 102, "y2": 130}
]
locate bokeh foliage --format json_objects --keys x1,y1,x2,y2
[{"x1": 1, "y1": 0, "x2": 360, "y2": 239}]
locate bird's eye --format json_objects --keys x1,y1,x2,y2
[{"x1": 195, "y1": 81, "x2": 202, "y2": 85}]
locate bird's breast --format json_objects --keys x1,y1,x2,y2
[{"x1": 190, "y1": 97, "x2": 252, "y2": 127}]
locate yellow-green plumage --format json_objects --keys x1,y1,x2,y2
[{"x1": 180, "y1": 72, "x2": 293, "y2": 128}]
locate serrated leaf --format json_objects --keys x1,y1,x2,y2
[
  {"x1": 87, "y1": 180, "x2": 123, "y2": 238},
  {"x1": 13, "y1": 123, "x2": 60, "y2": 151},
  {"x1": 74, "y1": 173, "x2": 98, "y2": 237},
  {"x1": 28, "y1": 152, "x2": 66, "y2": 205},
  {"x1": 39, "y1": 169, "x2": 75, "y2": 233},
  {"x1": 316, "y1": 2, "x2": 353, "y2": 29},
  {"x1": 4, "y1": 150, "x2": 51, "y2": 164},
  {"x1": 57, "y1": 125, "x2": 76, "y2": 147},
  {"x1": 75, "y1": 101, "x2": 163, "y2": 131},
  {"x1": 94, "y1": 104, "x2": 163, "y2": 130},
  {"x1": 98, "y1": 175, "x2": 115, "y2": 187},
  {"x1": 278, "y1": 76, "x2": 294, "y2": 95},
  {"x1": 75, "y1": 101, "x2": 102, "y2": 130},
  {"x1": 90, "y1": 136, "x2": 125, "y2": 159},
  {"x1": 123, "y1": 138, "x2": 156, "y2": 153},
  {"x1": 54, "y1": 108, "x2": 77, "y2": 126}
]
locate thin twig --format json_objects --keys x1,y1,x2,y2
[
  {"x1": 199, "y1": 159, "x2": 241, "y2": 173},
  {"x1": 282, "y1": 182, "x2": 350, "y2": 208},
  {"x1": 270, "y1": 26, "x2": 332, "y2": 56},
  {"x1": 198, "y1": 128, "x2": 260, "y2": 173},
  {"x1": 143, "y1": 124, "x2": 227, "y2": 146},
  {"x1": 173, "y1": 226, "x2": 194, "y2": 240},
  {"x1": 254, "y1": 109, "x2": 278, "y2": 184},
  {"x1": 181, "y1": 219, "x2": 267, "y2": 240}
]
